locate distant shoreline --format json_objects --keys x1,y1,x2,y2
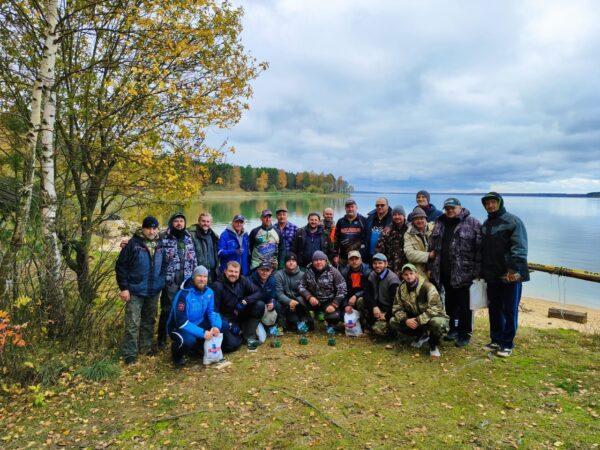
[{"x1": 353, "y1": 191, "x2": 599, "y2": 198}]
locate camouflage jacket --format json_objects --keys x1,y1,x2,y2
[
  {"x1": 403, "y1": 222, "x2": 434, "y2": 278},
  {"x1": 428, "y1": 208, "x2": 482, "y2": 289},
  {"x1": 375, "y1": 222, "x2": 408, "y2": 275},
  {"x1": 392, "y1": 275, "x2": 448, "y2": 325},
  {"x1": 298, "y1": 264, "x2": 347, "y2": 308}
]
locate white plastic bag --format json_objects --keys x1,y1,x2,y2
[
  {"x1": 344, "y1": 309, "x2": 363, "y2": 337},
  {"x1": 256, "y1": 323, "x2": 267, "y2": 343},
  {"x1": 203, "y1": 334, "x2": 224, "y2": 365},
  {"x1": 470, "y1": 279, "x2": 488, "y2": 310},
  {"x1": 261, "y1": 306, "x2": 278, "y2": 327}
]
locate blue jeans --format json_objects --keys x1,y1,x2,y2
[{"x1": 487, "y1": 282, "x2": 522, "y2": 349}]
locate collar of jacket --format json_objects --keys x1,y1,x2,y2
[{"x1": 487, "y1": 206, "x2": 506, "y2": 220}]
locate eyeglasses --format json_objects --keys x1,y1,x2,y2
[{"x1": 376, "y1": 204, "x2": 386, "y2": 207}]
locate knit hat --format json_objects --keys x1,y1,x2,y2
[
  {"x1": 193, "y1": 265, "x2": 208, "y2": 277},
  {"x1": 416, "y1": 190, "x2": 430, "y2": 202},
  {"x1": 142, "y1": 216, "x2": 159, "y2": 228},
  {"x1": 401, "y1": 263, "x2": 418, "y2": 273},
  {"x1": 285, "y1": 252, "x2": 298, "y2": 263},
  {"x1": 372, "y1": 253, "x2": 387, "y2": 262},
  {"x1": 312, "y1": 250, "x2": 328, "y2": 261},
  {"x1": 391, "y1": 205, "x2": 406, "y2": 216},
  {"x1": 411, "y1": 207, "x2": 427, "y2": 220}
]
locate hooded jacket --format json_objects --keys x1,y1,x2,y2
[
  {"x1": 274, "y1": 266, "x2": 304, "y2": 305},
  {"x1": 166, "y1": 277, "x2": 222, "y2": 338},
  {"x1": 403, "y1": 222, "x2": 434, "y2": 278},
  {"x1": 292, "y1": 224, "x2": 333, "y2": 267},
  {"x1": 422, "y1": 203, "x2": 443, "y2": 223},
  {"x1": 115, "y1": 230, "x2": 167, "y2": 298},
  {"x1": 429, "y1": 208, "x2": 482, "y2": 289},
  {"x1": 298, "y1": 263, "x2": 347, "y2": 308},
  {"x1": 217, "y1": 225, "x2": 250, "y2": 276},
  {"x1": 392, "y1": 275, "x2": 448, "y2": 325},
  {"x1": 161, "y1": 213, "x2": 196, "y2": 285},
  {"x1": 481, "y1": 195, "x2": 529, "y2": 282}
]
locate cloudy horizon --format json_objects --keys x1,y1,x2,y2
[{"x1": 208, "y1": 0, "x2": 600, "y2": 194}]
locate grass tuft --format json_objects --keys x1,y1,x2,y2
[{"x1": 75, "y1": 359, "x2": 120, "y2": 381}]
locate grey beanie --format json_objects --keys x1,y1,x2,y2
[
  {"x1": 391, "y1": 205, "x2": 405, "y2": 216},
  {"x1": 193, "y1": 265, "x2": 209, "y2": 277},
  {"x1": 416, "y1": 190, "x2": 430, "y2": 202},
  {"x1": 311, "y1": 250, "x2": 328, "y2": 261},
  {"x1": 411, "y1": 207, "x2": 427, "y2": 220}
]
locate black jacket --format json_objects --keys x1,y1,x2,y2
[
  {"x1": 292, "y1": 225, "x2": 333, "y2": 267},
  {"x1": 212, "y1": 275, "x2": 262, "y2": 317}
]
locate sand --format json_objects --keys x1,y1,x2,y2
[{"x1": 475, "y1": 296, "x2": 600, "y2": 334}]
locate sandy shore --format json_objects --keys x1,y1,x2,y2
[{"x1": 476, "y1": 296, "x2": 600, "y2": 334}]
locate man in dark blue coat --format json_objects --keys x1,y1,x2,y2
[
  {"x1": 115, "y1": 216, "x2": 167, "y2": 364},
  {"x1": 416, "y1": 190, "x2": 443, "y2": 223},
  {"x1": 365, "y1": 197, "x2": 393, "y2": 261},
  {"x1": 480, "y1": 192, "x2": 529, "y2": 357},
  {"x1": 167, "y1": 266, "x2": 222, "y2": 367},
  {"x1": 212, "y1": 261, "x2": 264, "y2": 350}
]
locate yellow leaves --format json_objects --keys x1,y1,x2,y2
[{"x1": 15, "y1": 295, "x2": 32, "y2": 309}]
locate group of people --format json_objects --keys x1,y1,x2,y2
[{"x1": 115, "y1": 190, "x2": 528, "y2": 366}]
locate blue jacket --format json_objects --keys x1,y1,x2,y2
[
  {"x1": 115, "y1": 232, "x2": 167, "y2": 297},
  {"x1": 481, "y1": 204, "x2": 529, "y2": 283},
  {"x1": 250, "y1": 271, "x2": 277, "y2": 306},
  {"x1": 166, "y1": 278, "x2": 222, "y2": 338},
  {"x1": 217, "y1": 225, "x2": 250, "y2": 275},
  {"x1": 423, "y1": 203, "x2": 443, "y2": 223}
]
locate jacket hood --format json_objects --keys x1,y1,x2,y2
[
  {"x1": 481, "y1": 192, "x2": 505, "y2": 210},
  {"x1": 226, "y1": 224, "x2": 245, "y2": 235},
  {"x1": 179, "y1": 275, "x2": 209, "y2": 292},
  {"x1": 168, "y1": 212, "x2": 187, "y2": 228}
]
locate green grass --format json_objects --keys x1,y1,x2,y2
[
  {"x1": 1, "y1": 320, "x2": 598, "y2": 449},
  {"x1": 74, "y1": 359, "x2": 121, "y2": 381}
]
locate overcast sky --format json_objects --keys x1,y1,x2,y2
[{"x1": 209, "y1": 0, "x2": 600, "y2": 193}]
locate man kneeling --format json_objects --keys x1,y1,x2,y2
[
  {"x1": 167, "y1": 266, "x2": 224, "y2": 367},
  {"x1": 389, "y1": 264, "x2": 449, "y2": 358}
]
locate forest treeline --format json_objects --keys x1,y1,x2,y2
[{"x1": 207, "y1": 163, "x2": 353, "y2": 193}]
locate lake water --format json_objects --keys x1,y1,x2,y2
[{"x1": 157, "y1": 193, "x2": 600, "y2": 308}]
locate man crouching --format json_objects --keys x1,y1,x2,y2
[
  {"x1": 389, "y1": 264, "x2": 449, "y2": 358},
  {"x1": 167, "y1": 266, "x2": 223, "y2": 367}
]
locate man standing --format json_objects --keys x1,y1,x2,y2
[
  {"x1": 333, "y1": 198, "x2": 367, "y2": 266},
  {"x1": 292, "y1": 212, "x2": 333, "y2": 268},
  {"x1": 274, "y1": 253, "x2": 309, "y2": 331},
  {"x1": 416, "y1": 190, "x2": 443, "y2": 223},
  {"x1": 389, "y1": 264, "x2": 449, "y2": 358},
  {"x1": 218, "y1": 215, "x2": 250, "y2": 276},
  {"x1": 366, "y1": 253, "x2": 400, "y2": 336},
  {"x1": 158, "y1": 212, "x2": 197, "y2": 349},
  {"x1": 212, "y1": 261, "x2": 264, "y2": 350},
  {"x1": 340, "y1": 250, "x2": 371, "y2": 324},
  {"x1": 116, "y1": 216, "x2": 167, "y2": 364},
  {"x1": 365, "y1": 197, "x2": 392, "y2": 260},
  {"x1": 429, "y1": 198, "x2": 482, "y2": 347},
  {"x1": 275, "y1": 208, "x2": 298, "y2": 254},
  {"x1": 375, "y1": 205, "x2": 409, "y2": 275},
  {"x1": 404, "y1": 207, "x2": 434, "y2": 278},
  {"x1": 322, "y1": 207, "x2": 336, "y2": 242},
  {"x1": 166, "y1": 266, "x2": 222, "y2": 367},
  {"x1": 298, "y1": 251, "x2": 347, "y2": 332},
  {"x1": 480, "y1": 192, "x2": 529, "y2": 357},
  {"x1": 189, "y1": 212, "x2": 219, "y2": 283},
  {"x1": 249, "y1": 209, "x2": 285, "y2": 271}
]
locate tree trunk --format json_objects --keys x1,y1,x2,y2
[{"x1": 0, "y1": 0, "x2": 60, "y2": 306}]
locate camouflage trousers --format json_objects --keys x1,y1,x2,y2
[{"x1": 389, "y1": 315, "x2": 449, "y2": 346}]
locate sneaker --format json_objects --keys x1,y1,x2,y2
[
  {"x1": 496, "y1": 348, "x2": 513, "y2": 358},
  {"x1": 411, "y1": 334, "x2": 429, "y2": 348},
  {"x1": 172, "y1": 356, "x2": 186, "y2": 368},
  {"x1": 215, "y1": 359, "x2": 232, "y2": 369},
  {"x1": 443, "y1": 330, "x2": 458, "y2": 341},
  {"x1": 483, "y1": 342, "x2": 501, "y2": 352},
  {"x1": 247, "y1": 338, "x2": 260, "y2": 351},
  {"x1": 455, "y1": 336, "x2": 471, "y2": 348},
  {"x1": 429, "y1": 346, "x2": 441, "y2": 358},
  {"x1": 123, "y1": 356, "x2": 137, "y2": 365}
]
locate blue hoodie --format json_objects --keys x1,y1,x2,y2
[
  {"x1": 166, "y1": 277, "x2": 222, "y2": 338},
  {"x1": 218, "y1": 225, "x2": 250, "y2": 275}
]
